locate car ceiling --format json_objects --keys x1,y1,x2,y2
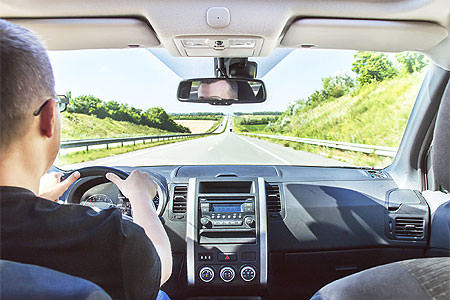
[{"x1": 1, "y1": 0, "x2": 449, "y2": 70}]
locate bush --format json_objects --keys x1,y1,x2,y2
[{"x1": 239, "y1": 116, "x2": 279, "y2": 125}]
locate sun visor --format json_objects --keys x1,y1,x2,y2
[
  {"x1": 281, "y1": 18, "x2": 448, "y2": 52},
  {"x1": 8, "y1": 18, "x2": 160, "y2": 50}
]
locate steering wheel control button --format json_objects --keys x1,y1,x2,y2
[
  {"x1": 199, "y1": 267, "x2": 214, "y2": 283},
  {"x1": 240, "y1": 266, "x2": 256, "y2": 282},
  {"x1": 220, "y1": 267, "x2": 235, "y2": 282},
  {"x1": 218, "y1": 253, "x2": 237, "y2": 262}
]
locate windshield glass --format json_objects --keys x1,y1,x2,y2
[{"x1": 52, "y1": 48, "x2": 428, "y2": 169}]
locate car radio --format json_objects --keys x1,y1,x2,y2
[{"x1": 199, "y1": 198, "x2": 256, "y2": 229}]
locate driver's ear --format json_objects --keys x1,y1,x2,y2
[{"x1": 39, "y1": 99, "x2": 56, "y2": 138}]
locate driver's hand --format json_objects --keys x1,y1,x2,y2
[
  {"x1": 39, "y1": 171, "x2": 80, "y2": 201},
  {"x1": 106, "y1": 170, "x2": 157, "y2": 206}
]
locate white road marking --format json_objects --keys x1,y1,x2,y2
[{"x1": 236, "y1": 135, "x2": 291, "y2": 164}]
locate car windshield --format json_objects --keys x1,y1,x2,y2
[{"x1": 52, "y1": 48, "x2": 428, "y2": 169}]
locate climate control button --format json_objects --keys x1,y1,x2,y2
[
  {"x1": 240, "y1": 266, "x2": 256, "y2": 282},
  {"x1": 199, "y1": 266, "x2": 214, "y2": 282},
  {"x1": 220, "y1": 267, "x2": 235, "y2": 282}
]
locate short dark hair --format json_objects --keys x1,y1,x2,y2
[{"x1": 0, "y1": 19, "x2": 55, "y2": 147}]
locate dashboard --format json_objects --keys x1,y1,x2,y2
[{"x1": 60, "y1": 164, "x2": 447, "y2": 300}]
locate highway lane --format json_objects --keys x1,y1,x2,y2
[{"x1": 62, "y1": 129, "x2": 348, "y2": 169}]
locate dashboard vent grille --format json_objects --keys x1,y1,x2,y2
[
  {"x1": 394, "y1": 217, "x2": 424, "y2": 238},
  {"x1": 266, "y1": 184, "x2": 281, "y2": 216},
  {"x1": 172, "y1": 185, "x2": 187, "y2": 214}
]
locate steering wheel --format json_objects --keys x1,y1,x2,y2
[{"x1": 63, "y1": 166, "x2": 165, "y2": 219}]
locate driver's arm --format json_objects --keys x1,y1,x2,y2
[{"x1": 106, "y1": 170, "x2": 172, "y2": 286}]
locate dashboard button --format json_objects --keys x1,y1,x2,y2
[
  {"x1": 220, "y1": 267, "x2": 235, "y2": 282},
  {"x1": 241, "y1": 252, "x2": 256, "y2": 261},
  {"x1": 201, "y1": 203, "x2": 210, "y2": 212},
  {"x1": 199, "y1": 267, "x2": 214, "y2": 283},
  {"x1": 218, "y1": 253, "x2": 237, "y2": 262},
  {"x1": 244, "y1": 216, "x2": 255, "y2": 227},
  {"x1": 240, "y1": 266, "x2": 256, "y2": 282},
  {"x1": 198, "y1": 253, "x2": 213, "y2": 261},
  {"x1": 200, "y1": 217, "x2": 211, "y2": 226}
]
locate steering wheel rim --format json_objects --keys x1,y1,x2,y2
[
  {"x1": 62, "y1": 166, "x2": 129, "y2": 181},
  {"x1": 64, "y1": 166, "x2": 164, "y2": 217}
]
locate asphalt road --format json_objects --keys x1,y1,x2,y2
[{"x1": 63, "y1": 121, "x2": 347, "y2": 169}]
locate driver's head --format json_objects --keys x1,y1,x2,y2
[
  {"x1": 0, "y1": 19, "x2": 60, "y2": 171},
  {"x1": 198, "y1": 80, "x2": 238, "y2": 100}
]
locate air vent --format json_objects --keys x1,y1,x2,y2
[
  {"x1": 367, "y1": 170, "x2": 388, "y2": 179},
  {"x1": 266, "y1": 184, "x2": 281, "y2": 218},
  {"x1": 172, "y1": 185, "x2": 187, "y2": 214},
  {"x1": 394, "y1": 217, "x2": 424, "y2": 239}
]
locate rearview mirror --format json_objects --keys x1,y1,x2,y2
[{"x1": 177, "y1": 78, "x2": 266, "y2": 105}]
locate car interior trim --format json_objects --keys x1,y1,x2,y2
[
  {"x1": 185, "y1": 177, "x2": 197, "y2": 286},
  {"x1": 257, "y1": 177, "x2": 268, "y2": 285}
]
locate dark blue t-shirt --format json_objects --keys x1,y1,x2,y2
[{"x1": 0, "y1": 186, "x2": 161, "y2": 300}]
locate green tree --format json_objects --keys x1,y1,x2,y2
[
  {"x1": 352, "y1": 52, "x2": 398, "y2": 86},
  {"x1": 322, "y1": 74, "x2": 355, "y2": 98},
  {"x1": 65, "y1": 94, "x2": 190, "y2": 133},
  {"x1": 396, "y1": 52, "x2": 428, "y2": 74}
]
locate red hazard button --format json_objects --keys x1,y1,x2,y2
[{"x1": 218, "y1": 253, "x2": 237, "y2": 262}]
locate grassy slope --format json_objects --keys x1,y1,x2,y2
[
  {"x1": 61, "y1": 113, "x2": 172, "y2": 140},
  {"x1": 279, "y1": 72, "x2": 425, "y2": 147},
  {"x1": 235, "y1": 72, "x2": 426, "y2": 168}
]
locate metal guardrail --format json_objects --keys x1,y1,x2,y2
[
  {"x1": 60, "y1": 117, "x2": 228, "y2": 151},
  {"x1": 60, "y1": 133, "x2": 212, "y2": 151},
  {"x1": 242, "y1": 133, "x2": 397, "y2": 157}
]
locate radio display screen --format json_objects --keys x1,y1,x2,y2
[{"x1": 212, "y1": 204, "x2": 242, "y2": 213}]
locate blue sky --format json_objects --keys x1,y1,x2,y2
[{"x1": 48, "y1": 48, "x2": 356, "y2": 113}]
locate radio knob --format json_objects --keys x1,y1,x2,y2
[
  {"x1": 244, "y1": 216, "x2": 255, "y2": 227},
  {"x1": 200, "y1": 217, "x2": 211, "y2": 226},
  {"x1": 220, "y1": 267, "x2": 235, "y2": 282},
  {"x1": 199, "y1": 266, "x2": 214, "y2": 283},
  {"x1": 240, "y1": 266, "x2": 256, "y2": 282}
]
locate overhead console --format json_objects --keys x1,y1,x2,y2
[
  {"x1": 174, "y1": 35, "x2": 264, "y2": 57},
  {"x1": 186, "y1": 177, "x2": 267, "y2": 290}
]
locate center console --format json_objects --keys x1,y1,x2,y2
[{"x1": 186, "y1": 177, "x2": 268, "y2": 289}]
